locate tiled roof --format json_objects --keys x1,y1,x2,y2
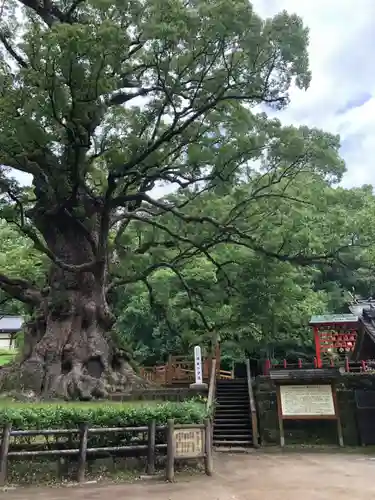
[
  {"x1": 309, "y1": 314, "x2": 358, "y2": 324},
  {"x1": 0, "y1": 315, "x2": 23, "y2": 332}
]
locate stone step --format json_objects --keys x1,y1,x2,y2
[
  {"x1": 217, "y1": 378, "x2": 247, "y2": 383},
  {"x1": 215, "y1": 412, "x2": 249, "y2": 418},
  {"x1": 216, "y1": 388, "x2": 248, "y2": 391},
  {"x1": 214, "y1": 417, "x2": 249, "y2": 423},
  {"x1": 215, "y1": 407, "x2": 249, "y2": 413},
  {"x1": 214, "y1": 436, "x2": 252, "y2": 442},
  {"x1": 215, "y1": 414, "x2": 249, "y2": 420},
  {"x1": 215, "y1": 416, "x2": 249, "y2": 422},
  {"x1": 215, "y1": 405, "x2": 250, "y2": 415},
  {"x1": 214, "y1": 421, "x2": 251, "y2": 427},
  {"x1": 216, "y1": 400, "x2": 249, "y2": 405},
  {"x1": 214, "y1": 430, "x2": 252, "y2": 437},
  {"x1": 215, "y1": 426, "x2": 251, "y2": 432},
  {"x1": 217, "y1": 381, "x2": 248, "y2": 386},
  {"x1": 216, "y1": 386, "x2": 248, "y2": 391},
  {"x1": 215, "y1": 392, "x2": 248, "y2": 397},
  {"x1": 214, "y1": 446, "x2": 254, "y2": 453},
  {"x1": 217, "y1": 388, "x2": 248, "y2": 392},
  {"x1": 217, "y1": 382, "x2": 247, "y2": 386},
  {"x1": 215, "y1": 389, "x2": 249, "y2": 397},
  {"x1": 216, "y1": 394, "x2": 248, "y2": 398},
  {"x1": 214, "y1": 377, "x2": 253, "y2": 448},
  {"x1": 213, "y1": 440, "x2": 253, "y2": 447},
  {"x1": 216, "y1": 400, "x2": 248, "y2": 404}
]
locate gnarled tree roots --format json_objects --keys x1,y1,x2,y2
[{"x1": 0, "y1": 316, "x2": 149, "y2": 401}]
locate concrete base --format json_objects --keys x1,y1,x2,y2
[{"x1": 189, "y1": 382, "x2": 208, "y2": 390}]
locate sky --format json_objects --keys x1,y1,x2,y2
[
  {"x1": 253, "y1": 0, "x2": 375, "y2": 188},
  {"x1": 12, "y1": 0, "x2": 375, "y2": 190}
]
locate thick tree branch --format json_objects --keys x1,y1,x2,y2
[
  {"x1": 0, "y1": 273, "x2": 42, "y2": 305},
  {"x1": 65, "y1": 0, "x2": 86, "y2": 20},
  {"x1": 116, "y1": 194, "x2": 363, "y2": 279},
  {"x1": 109, "y1": 92, "x2": 285, "y2": 206},
  {"x1": 106, "y1": 86, "x2": 160, "y2": 107},
  {"x1": 2, "y1": 184, "x2": 101, "y2": 273},
  {"x1": 0, "y1": 33, "x2": 28, "y2": 68},
  {"x1": 18, "y1": 0, "x2": 65, "y2": 26}
]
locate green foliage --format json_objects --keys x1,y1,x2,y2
[
  {"x1": 0, "y1": 221, "x2": 45, "y2": 315},
  {"x1": 0, "y1": 400, "x2": 208, "y2": 428},
  {"x1": 112, "y1": 180, "x2": 375, "y2": 364}
]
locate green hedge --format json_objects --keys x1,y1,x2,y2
[{"x1": 0, "y1": 400, "x2": 209, "y2": 429}]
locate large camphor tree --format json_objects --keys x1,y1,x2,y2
[{"x1": 0, "y1": 0, "x2": 351, "y2": 399}]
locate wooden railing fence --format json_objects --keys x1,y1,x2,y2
[
  {"x1": 206, "y1": 358, "x2": 217, "y2": 412},
  {"x1": 245, "y1": 358, "x2": 259, "y2": 448},
  {"x1": 0, "y1": 420, "x2": 213, "y2": 486},
  {"x1": 141, "y1": 353, "x2": 232, "y2": 386}
]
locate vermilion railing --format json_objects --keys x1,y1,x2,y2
[{"x1": 263, "y1": 357, "x2": 375, "y2": 375}]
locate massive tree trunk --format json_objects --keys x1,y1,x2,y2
[{"x1": 0, "y1": 203, "x2": 148, "y2": 400}]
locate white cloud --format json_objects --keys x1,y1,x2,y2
[{"x1": 253, "y1": 0, "x2": 375, "y2": 188}]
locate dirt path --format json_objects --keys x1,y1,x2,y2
[{"x1": 2, "y1": 451, "x2": 375, "y2": 499}]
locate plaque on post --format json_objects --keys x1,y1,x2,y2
[{"x1": 276, "y1": 383, "x2": 343, "y2": 447}]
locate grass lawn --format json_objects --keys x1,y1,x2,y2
[{"x1": 0, "y1": 349, "x2": 17, "y2": 366}]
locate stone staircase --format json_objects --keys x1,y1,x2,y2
[{"x1": 213, "y1": 378, "x2": 253, "y2": 448}]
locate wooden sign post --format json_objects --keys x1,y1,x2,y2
[
  {"x1": 276, "y1": 383, "x2": 344, "y2": 447},
  {"x1": 166, "y1": 419, "x2": 213, "y2": 481}
]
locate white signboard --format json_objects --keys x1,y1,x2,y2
[
  {"x1": 194, "y1": 345, "x2": 203, "y2": 384},
  {"x1": 280, "y1": 385, "x2": 335, "y2": 417}
]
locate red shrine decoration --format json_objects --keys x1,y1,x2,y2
[{"x1": 309, "y1": 314, "x2": 359, "y2": 368}]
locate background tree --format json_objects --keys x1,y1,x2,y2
[
  {"x1": 0, "y1": 220, "x2": 45, "y2": 315},
  {"x1": 111, "y1": 181, "x2": 375, "y2": 367}
]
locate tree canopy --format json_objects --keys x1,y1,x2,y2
[{"x1": 0, "y1": 0, "x2": 374, "y2": 398}]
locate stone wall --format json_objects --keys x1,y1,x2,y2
[
  {"x1": 108, "y1": 387, "x2": 208, "y2": 401},
  {"x1": 255, "y1": 374, "x2": 375, "y2": 446}
]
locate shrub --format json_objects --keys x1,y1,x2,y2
[
  {"x1": 0, "y1": 400, "x2": 210, "y2": 483},
  {"x1": 0, "y1": 400, "x2": 209, "y2": 429}
]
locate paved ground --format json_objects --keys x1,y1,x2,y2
[{"x1": 3, "y1": 451, "x2": 375, "y2": 499}]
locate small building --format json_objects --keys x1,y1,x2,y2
[
  {"x1": 309, "y1": 314, "x2": 359, "y2": 367},
  {"x1": 0, "y1": 315, "x2": 23, "y2": 349},
  {"x1": 349, "y1": 300, "x2": 375, "y2": 360},
  {"x1": 309, "y1": 299, "x2": 375, "y2": 364}
]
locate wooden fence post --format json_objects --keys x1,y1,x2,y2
[
  {"x1": 204, "y1": 419, "x2": 213, "y2": 476},
  {"x1": 147, "y1": 420, "x2": 156, "y2": 475},
  {"x1": 77, "y1": 423, "x2": 88, "y2": 483},
  {"x1": 0, "y1": 424, "x2": 11, "y2": 486},
  {"x1": 166, "y1": 419, "x2": 175, "y2": 482},
  {"x1": 166, "y1": 355, "x2": 173, "y2": 385}
]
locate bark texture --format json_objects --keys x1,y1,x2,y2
[{"x1": 0, "y1": 203, "x2": 148, "y2": 400}]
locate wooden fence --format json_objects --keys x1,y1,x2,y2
[
  {"x1": 0, "y1": 419, "x2": 213, "y2": 485},
  {"x1": 140, "y1": 355, "x2": 232, "y2": 386}
]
